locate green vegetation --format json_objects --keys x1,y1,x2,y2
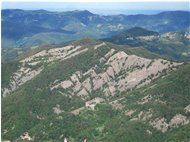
[
  {"x1": 106, "y1": 42, "x2": 160, "y2": 59},
  {"x1": 1, "y1": 61, "x2": 20, "y2": 88},
  {"x1": 2, "y1": 41, "x2": 190, "y2": 142},
  {"x1": 165, "y1": 124, "x2": 190, "y2": 142},
  {"x1": 1, "y1": 37, "x2": 190, "y2": 141},
  {"x1": 105, "y1": 29, "x2": 190, "y2": 61}
]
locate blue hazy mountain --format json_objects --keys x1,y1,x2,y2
[{"x1": 2, "y1": 9, "x2": 190, "y2": 48}]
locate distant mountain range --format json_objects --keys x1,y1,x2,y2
[{"x1": 2, "y1": 9, "x2": 190, "y2": 48}]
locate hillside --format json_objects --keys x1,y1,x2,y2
[
  {"x1": 104, "y1": 27, "x2": 190, "y2": 60},
  {"x1": 1, "y1": 39, "x2": 176, "y2": 97},
  {"x1": 2, "y1": 39, "x2": 190, "y2": 142},
  {"x1": 2, "y1": 10, "x2": 190, "y2": 48},
  {"x1": 118, "y1": 27, "x2": 159, "y2": 37}
]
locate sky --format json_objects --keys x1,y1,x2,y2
[{"x1": 1, "y1": 2, "x2": 190, "y2": 15}]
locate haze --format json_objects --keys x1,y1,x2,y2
[{"x1": 2, "y1": 2, "x2": 189, "y2": 15}]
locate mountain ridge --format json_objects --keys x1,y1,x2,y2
[
  {"x1": 104, "y1": 27, "x2": 190, "y2": 60},
  {"x1": 2, "y1": 38, "x2": 190, "y2": 141},
  {"x1": 1, "y1": 8, "x2": 190, "y2": 142},
  {"x1": 2, "y1": 39, "x2": 168, "y2": 97},
  {"x1": 2, "y1": 9, "x2": 190, "y2": 48}
]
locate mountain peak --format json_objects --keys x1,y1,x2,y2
[
  {"x1": 123, "y1": 27, "x2": 159, "y2": 37},
  {"x1": 71, "y1": 10, "x2": 94, "y2": 16}
]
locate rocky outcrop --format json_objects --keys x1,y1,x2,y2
[
  {"x1": 2, "y1": 45, "x2": 88, "y2": 97},
  {"x1": 2, "y1": 42, "x2": 182, "y2": 98},
  {"x1": 85, "y1": 97, "x2": 105, "y2": 110},
  {"x1": 2, "y1": 67, "x2": 43, "y2": 97},
  {"x1": 94, "y1": 42, "x2": 106, "y2": 49},
  {"x1": 150, "y1": 114, "x2": 190, "y2": 133},
  {"x1": 20, "y1": 132, "x2": 32, "y2": 141},
  {"x1": 51, "y1": 45, "x2": 181, "y2": 99},
  {"x1": 184, "y1": 104, "x2": 190, "y2": 113},
  {"x1": 53, "y1": 104, "x2": 64, "y2": 114}
]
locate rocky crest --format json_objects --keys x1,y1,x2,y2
[
  {"x1": 2, "y1": 42, "x2": 182, "y2": 98},
  {"x1": 50, "y1": 43, "x2": 181, "y2": 99},
  {"x1": 2, "y1": 44, "x2": 88, "y2": 97}
]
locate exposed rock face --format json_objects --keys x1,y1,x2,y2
[
  {"x1": 137, "y1": 95, "x2": 152, "y2": 105},
  {"x1": 138, "y1": 110, "x2": 153, "y2": 121},
  {"x1": 94, "y1": 42, "x2": 106, "y2": 49},
  {"x1": 21, "y1": 45, "x2": 88, "y2": 65},
  {"x1": 137, "y1": 35, "x2": 159, "y2": 41},
  {"x1": 184, "y1": 104, "x2": 190, "y2": 113},
  {"x1": 184, "y1": 32, "x2": 190, "y2": 40},
  {"x1": 2, "y1": 67, "x2": 43, "y2": 97},
  {"x1": 109, "y1": 98, "x2": 124, "y2": 110},
  {"x1": 20, "y1": 132, "x2": 32, "y2": 141},
  {"x1": 150, "y1": 118, "x2": 168, "y2": 133},
  {"x1": 129, "y1": 109, "x2": 153, "y2": 122},
  {"x1": 70, "y1": 107, "x2": 85, "y2": 115},
  {"x1": 85, "y1": 97, "x2": 105, "y2": 110},
  {"x1": 126, "y1": 110, "x2": 136, "y2": 117},
  {"x1": 2, "y1": 42, "x2": 182, "y2": 98},
  {"x1": 77, "y1": 88, "x2": 89, "y2": 98},
  {"x1": 2, "y1": 45, "x2": 88, "y2": 97},
  {"x1": 169, "y1": 114, "x2": 189, "y2": 128},
  {"x1": 150, "y1": 114, "x2": 190, "y2": 133},
  {"x1": 51, "y1": 45, "x2": 181, "y2": 99},
  {"x1": 51, "y1": 80, "x2": 73, "y2": 90},
  {"x1": 53, "y1": 104, "x2": 64, "y2": 114},
  {"x1": 20, "y1": 45, "x2": 84, "y2": 64},
  {"x1": 70, "y1": 97, "x2": 105, "y2": 115}
]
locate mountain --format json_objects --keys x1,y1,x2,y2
[
  {"x1": 104, "y1": 27, "x2": 159, "y2": 43},
  {"x1": 4, "y1": 27, "x2": 189, "y2": 63},
  {"x1": 2, "y1": 39, "x2": 190, "y2": 142},
  {"x1": 118, "y1": 27, "x2": 159, "y2": 37},
  {"x1": 104, "y1": 27, "x2": 190, "y2": 60},
  {"x1": 2, "y1": 9, "x2": 190, "y2": 48}
]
